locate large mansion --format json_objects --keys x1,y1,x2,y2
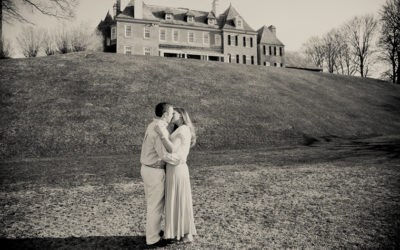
[{"x1": 98, "y1": 0, "x2": 285, "y2": 67}]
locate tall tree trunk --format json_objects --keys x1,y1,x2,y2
[
  {"x1": 397, "y1": 50, "x2": 400, "y2": 84},
  {"x1": 360, "y1": 56, "x2": 364, "y2": 77},
  {"x1": 392, "y1": 45, "x2": 397, "y2": 83}
]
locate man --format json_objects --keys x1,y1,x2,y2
[{"x1": 140, "y1": 102, "x2": 174, "y2": 246}]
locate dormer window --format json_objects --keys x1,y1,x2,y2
[
  {"x1": 235, "y1": 17, "x2": 243, "y2": 28},
  {"x1": 165, "y1": 13, "x2": 173, "y2": 21},
  {"x1": 187, "y1": 16, "x2": 194, "y2": 23},
  {"x1": 208, "y1": 18, "x2": 216, "y2": 25}
]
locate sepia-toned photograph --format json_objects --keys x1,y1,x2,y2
[{"x1": 1, "y1": 0, "x2": 399, "y2": 249}]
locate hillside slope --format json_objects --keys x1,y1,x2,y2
[{"x1": 1, "y1": 52, "x2": 399, "y2": 159}]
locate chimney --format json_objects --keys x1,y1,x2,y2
[
  {"x1": 134, "y1": 0, "x2": 143, "y2": 19},
  {"x1": 269, "y1": 25, "x2": 276, "y2": 35},
  {"x1": 113, "y1": 0, "x2": 121, "y2": 18},
  {"x1": 212, "y1": 0, "x2": 219, "y2": 17}
]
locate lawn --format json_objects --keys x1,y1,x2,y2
[
  {"x1": 1, "y1": 136, "x2": 399, "y2": 249},
  {"x1": 1, "y1": 52, "x2": 400, "y2": 160}
]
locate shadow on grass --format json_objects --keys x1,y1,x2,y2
[
  {"x1": 331, "y1": 136, "x2": 400, "y2": 159},
  {"x1": 303, "y1": 134, "x2": 400, "y2": 159},
  {"x1": 0, "y1": 235, "x2": 165, "y2": 250}
]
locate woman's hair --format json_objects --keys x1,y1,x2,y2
[{"x1": 174, "y1": 108, "x2": 196, "y2": 148}]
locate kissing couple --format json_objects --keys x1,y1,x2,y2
[{"x1": 140, "y1": 102, "x2": 197, "y2": 247}]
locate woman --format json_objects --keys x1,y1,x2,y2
[{"x1": 155, "y1": 108, "x2": 197, "y2": 243}]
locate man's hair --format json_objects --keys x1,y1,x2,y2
[{"x1": 155, "y1": 102, "x2": 172, "y2": 117}]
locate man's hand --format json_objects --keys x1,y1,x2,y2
[{"x1": 155, "y1": 124, "x2": 169, "y2": 139}]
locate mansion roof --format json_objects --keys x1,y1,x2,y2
[
  {"x1": 257, "y1": 25, "x2": 284, "y2": 46},
  {"x1": 117, "y1": 1, "x2": 256, "y2": 32}
]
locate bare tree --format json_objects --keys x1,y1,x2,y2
[
  {"x1": 70, "y1": 23, "x2": 103, "y2": 52},
  {"x1": 302, "y1": 36, "x2": 325, "y2": 69},
  {"x1": 41, "y1": 29, "x2": 57, "y2": 55},
  {"x1": 345, "y1": 15, "x2": 379, "y2": 77},
  {"x1": 334, "y1": 26, "x2": 357, "y2": 75},
  {"x1": 323, "y1": 29, "x2": 341, "y2": 73},
  {"x1": 52, "y1": 23, "x2": 103, "y2": 54},
  {"x1": 54, "y1": 25, "x2": 71, "y2": 54},
  {"x1": 1, "y1": 0, "x2": 78, "y2": 54},
  {"x1": 379, "y1": 0, "x2": 400, "y2": 84},
  {"x1": 16, "y1": 26, "x2": 42, "y2": 57}
]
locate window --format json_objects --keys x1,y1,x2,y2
[
  {"x1": 203, "y1": 33, "x2": 209, "y2": 44},
  {"x1": 274, "y1": 62, "x2": 277, "y2": 67},
  {"x1": 236, "y1": 54, "x2": 239, "y2": 63},
  {"x1": 214, "y1": 34, "x2": 221, "y2": 45},
  {"x1": 263, "y1": 45, "x2": 266, "y2": 55},
  {"x1": 165, "y1": 13, "x2": 173, "y2": 21},
  {"x1": 236, "y1": 18, "x2": 243, "y2": 28},
  {"x1": 187, "y1": 16, "x2": 194, "y2": 23},
  {"x1": 188, "y1": 32, "x2": 195, "y2": 43},
  {"x1": 159, "y1": 29, "x2": 166, "y2": 41},
  {"x1": 227, "y1": 35, "x2": 231, "y2": 45},
  {"x1": 125, "y1": 25, "x2": 132, "y2": 37},
  {"x1": 269, "y1": 46, "x2": 272, "y2": 55},
  {"x1": 243, "y1": 55, "x2": 246, "y2": 64},
  {"x1": 228, "y1": 54, "x2": 232, "y2": 63},
  {"x1": 250, "y1": 37, "x2": 253, "y2": 47},
  {"x1": 111, "y1": 27, "x2": 116, "y2": 40},
  {"x1": 235, "y1": 35, "x2": 238, "y2": 46},
  {"x1": 243, "y1": 37, "x2": 246, "y2": 47},
  {"x1": 280, "y1": 63, "x2": 284, "y2": 67},
  {"x1": 124, "y1": 46, "x2": 132, "y2": 55},
  {"x1": 144, "y1": 27, "x2": 150, "y2": 39},
  {"x1": 208, "y1": 18, "x2": 215, "y2": 25},
  {"x1": 251, "y1": 56, "x2": 254, "y2": 65},
  {"x1": 173, "y1": 30, "x2": 179, "y2": 42},
  {"x1": 144, "y1": 47, "x2": 151, "y2": 56},
  {"x1": 279, "y1": 47, "x2": 283, "y2": 56},
  {"x1": 274, "y1": 46, "x2": 277, "y2": 56}
]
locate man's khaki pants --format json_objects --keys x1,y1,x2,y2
[{"x1": 141, "y1": 165, "x2": 165, "y2": 245}]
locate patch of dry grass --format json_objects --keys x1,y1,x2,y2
[{"x1": 1, "y1": 138, "x2": 399, "y2": 249}]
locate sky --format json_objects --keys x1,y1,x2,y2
[{"x1": 4, "y1": 0, "x2": 385, "y2": 52}]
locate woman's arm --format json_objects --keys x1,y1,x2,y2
[{"x1": 155, "y1": 124, "x2": 179, "y2": 153}]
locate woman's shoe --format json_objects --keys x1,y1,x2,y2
[{"x1": 182, "y1": 234, "x2": 193, "y2": 243}]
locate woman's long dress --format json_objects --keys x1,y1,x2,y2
[{"x1": 164, "y1": 125, "x2": 197, "y2": 240}]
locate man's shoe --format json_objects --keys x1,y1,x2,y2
[{"x1": 159, "y1": 230, "x2": 164, "y2": 238}]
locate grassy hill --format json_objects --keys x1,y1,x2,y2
[{"x1": 1, "y1": 52, "x2": 399, "y2": 159}]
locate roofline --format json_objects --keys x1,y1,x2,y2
[
  {"x1": 146, "y1": 4, "x2": 212, "y2": 16},
  {"x1": 115, "y1": 17, "x2": 258, "y2": 34},
  {"x1": 258, "y1": 42, "x2": 285, "y2": 46},
  {"x1": 115, "y1": 17, "x2": 159, "y2": 24},
  {"x1": 222, "y1": 28, "x2": 257, "y2": 35},
  {"x1": 160, "y1": 23, "x2": 221, "y2": 32}
]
